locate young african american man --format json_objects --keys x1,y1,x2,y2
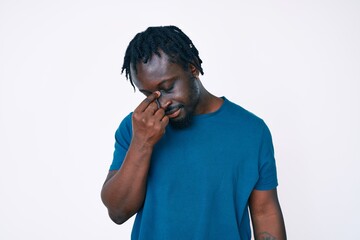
[{"x1": 101, "y1": 26, "x2": 286, "y2": 240}]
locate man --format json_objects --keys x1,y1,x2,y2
[{"x1": 101, "y1": 26, "x2": 286, "y2": 240}]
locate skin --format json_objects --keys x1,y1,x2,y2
[
  {"x1": 250, "y1": 189, "x2": 287, "y2": 239},
  {"x1": 133, "y1": 51, "x2": 222, "y2": 128},
  {"x1": 101, "y1": 51, "x2": 286, "y2": 239}
]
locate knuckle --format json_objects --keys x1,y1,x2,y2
[
  {"x1": 144, "y1": 103, "x2": 156, "y2": 113},
  {"x1": 163, "y1": 117, "x2": 169, "y2": 125},
  {"x1": 147, "y1": 102, "x2": 154, "y2": 109},
  {"x1": 143, "y1": 98, "x2": 151, "y2": 103},
  {"x1": 153, "y1": 124, "x2": 162, "y2": 131},
  {"x1": 145, "y1": 119, "x2": 155, "y2": 127},
  {"x1": 132, "y1": 112, "x2": 140, "y2": 120},
  {"x1": 151, "y1": 101, "x2": 158, "y2": 108},
  {"x1": 156, "y1": 108, "x2": 165, "y2": 115}
]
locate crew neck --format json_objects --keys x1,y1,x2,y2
[{"x1": 193, "y1": 96, "x2": 228, "y2": 120}]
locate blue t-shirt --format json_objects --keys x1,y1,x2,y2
[{"x1": 110, "y1": 97, "x2": 278, "y2": 240}]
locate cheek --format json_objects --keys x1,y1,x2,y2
[
  {"x1": 172, "y1": 88, "x2": 190, "y2": 102},
  {"x1": 179, "y1": 80, "x2": 194, "y2": 97},
  {"x1": 166, "y1": 78, "x2": 195, "y2": 103}
]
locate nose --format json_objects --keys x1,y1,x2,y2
[{"x1": 157, "y1": 94, "x2": 171, "y2": 109}]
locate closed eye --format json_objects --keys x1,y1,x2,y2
[{"x1": 161, "y1": 85, "x2": 174, "y2": 93}]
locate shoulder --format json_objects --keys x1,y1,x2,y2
[
  {"x1": 119, "y1": 112, "x2": 133, "y2": 127},
  {"x1": 115, "y1": 112, "x2": 133, "y2": 140},
  {"x1": 222, "y1": 97, "x2": 267, "y2": 129}
]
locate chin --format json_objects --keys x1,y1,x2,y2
[{"x1": 169, "y1": 114, "x2": 193, "y2": 129}]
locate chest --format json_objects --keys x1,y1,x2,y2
[{"x1": 148, "y1": 125, "x2": 260, "y2": 195}]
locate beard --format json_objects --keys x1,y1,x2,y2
[
  {"x1": 169, "y1": 77, "x2": 200, "y2": 129},
  {"x1": 169, "y1": 111, "x2": 193, "y2": 129}
]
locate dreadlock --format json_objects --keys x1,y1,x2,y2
[{"x1": 121, "y1": 26, "x2": 204, "y2": 89}]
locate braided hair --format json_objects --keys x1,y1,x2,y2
[{"x1": 121, "y1": 26, "x2": 204, "y2": 89}]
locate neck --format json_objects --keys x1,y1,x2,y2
[{"x1": 195, "y1": 82, "x2": 224, "y2": 115}]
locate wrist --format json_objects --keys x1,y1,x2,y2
[{"x1": 130, "y1": 138, "x2": 155, "y2": 153}]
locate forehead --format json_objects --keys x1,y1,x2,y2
[{"x1": 131, "y1": 52, "x2": 185, "y2": 87}]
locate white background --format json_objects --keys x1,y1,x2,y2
[{"x1": 1, "y1": 0, "x2": 359, "y2": 239}]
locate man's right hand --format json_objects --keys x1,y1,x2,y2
[
  {"x1": 101, "y1": 91, "x2": 169, "y2": 224},
  {"x1": 131, "y1": 91, "x2": 170, "y2": 148}
]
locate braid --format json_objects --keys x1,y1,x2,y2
[{"x1": 121, "y1": 26, "x2": 204, "y2": 89}]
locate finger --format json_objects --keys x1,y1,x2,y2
[
  {"x1": 137, "y1": 91, "x2": 161, "y2": 112},
  {"x1": 154, "y1": 107, "x2": 165, "y2": 119},
  {"x1": 153, "y1": 101, "x2": 171, "y2": 119},
  {"x1": 144, "y1": 102, "x2": 159, "y2": 115},
  {"x1": 160, "y1": 115, "x2": 169, "y2": 127},
  {"x1": 160, "y1": 101, "x2": 172, "y2": 111}
]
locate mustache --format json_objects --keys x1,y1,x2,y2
[{"x1": 165, "y1": 105, "x2": 183, "y2": 114}]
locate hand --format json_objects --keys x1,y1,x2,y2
[{"x1": 131, "y1": 91, "x2": 170, "y2": 148}]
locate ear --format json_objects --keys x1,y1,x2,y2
[{"x1": 189, "y1": 64, "x2": 199, "y2": 79}]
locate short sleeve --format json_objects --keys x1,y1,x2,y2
[
  {"x1": 109, "y1": 113, "x2": 133, "y2": 171},
  {"x1": 254, "y1": 122, "x2": 278, "y2": 190}
]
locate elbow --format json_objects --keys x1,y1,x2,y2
[
  {"x1": 109, "y1": 212, "x2": 128, "y2": 225},
  {"x1": 102, "y1": 202, "x2": 134, "y2": 225},
  {"x1": 108, "y1": 207, "x2": 136, "y2": 225},
  {"x1": 101, "y1": 190, "x2": 128, "y2": 224},
  {"x1": 101, "y1": 187, "x2": 138, "y2": 225}
]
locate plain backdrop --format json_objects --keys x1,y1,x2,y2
[{"x1": 1, "y1": 0, "x2": 359, "y2": 239}]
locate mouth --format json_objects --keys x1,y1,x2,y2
[{"x1": 166, "y1": 106, "x2": 182, "y2": 119}]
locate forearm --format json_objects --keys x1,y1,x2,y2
[
  {"x1": 101, "y1": 142, "x2": 153, "y2": 224},
  {"x1": 252, "y1": 210, "x2": 286, "y2": 240},
  {"x1": 249, "y1": 189, "x2": 286, "y2": 240}
]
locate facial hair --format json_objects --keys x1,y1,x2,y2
[{"x1": 169, "y1": 76, "x2": 200, "y2": 129}]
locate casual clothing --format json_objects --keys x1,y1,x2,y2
[{"x1": 110, "y1": 97, "x2": 278, "y2": 240}]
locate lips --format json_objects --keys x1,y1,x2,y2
[{"x1": 166, "y1": 107, "x2": 181, "y2": 119}]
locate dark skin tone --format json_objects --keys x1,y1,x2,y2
[
  {"x1": 250, "y1": 189, "x2": 287, "y2": 239},
  {"x1": 101, "y1": 51, "x2": 286, "y2": 239}
]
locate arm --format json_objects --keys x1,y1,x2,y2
[
  {"x1": 101, "y1": 143, "x2": 153, "y2": 224},
  {"x1": 101, "y1": 91, "x2": 169, "y2": 224},
  {"x1": 249, "y1": 188, "x2": 286, "y2": 240}
]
